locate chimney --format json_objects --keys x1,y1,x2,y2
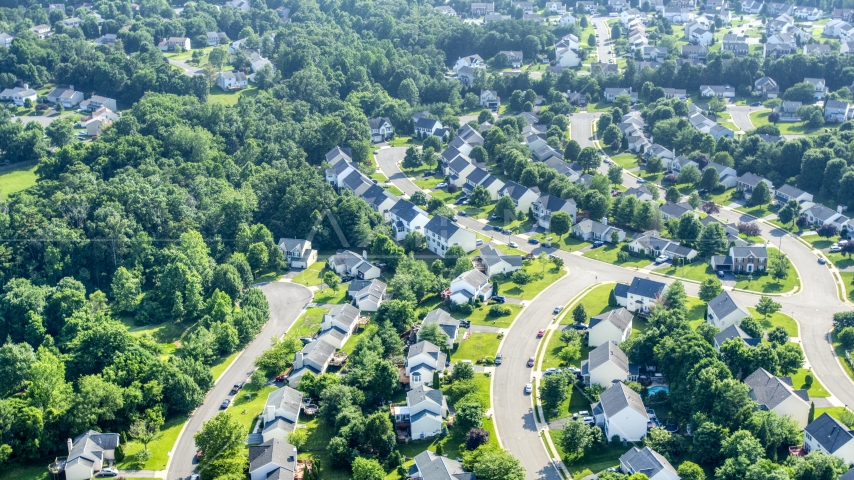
[
  {"x1": 602, "y1": 216, "x2": 608, "y2": 225},
  {"x1": 264, "y1": 405, "x2": 274, "y2": 422},
  {"x1": 22, "y1": 83, "x2": 28, "y2": 90},
  {"x1": 294, "y1": 352, "x2": 303, "y2": 369},
  {"x1": 67, "y1": 438, "x2": 73, "y2": 454},
  {"x1": 292, "y1": 447, "x2": 298, "y2": 463},
  {"x1": 69, "y1": 85, "x2": 74, "y2": 91},
  {"x1": 362, "y1": 250, "x2": 368, "y2": 260},
  {"x1": 839, "y1": 205, "x2": 845, "y2": 214}
]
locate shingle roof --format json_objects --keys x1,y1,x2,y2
[
  {"x1": 659, "y1": 202, "x2": 692, "y2": 218},
  {"x1": 627, "y1": 277, "x2": 666, "y2": 299},
  {"x1": 714, "y1": 324, "x2": 760, "y2": 347},
  {"x1": 409, "y1": 340, "x2": 443, "y2": 359},
  {"x1": 422, "y1": 309, "x2": 460, "y2": 339},
  {"x1": 744, "y1": 368, "x2": 808, "y2": 409},
  {"x1": 425, "y1": 215, "x2": 463, "y2": 240},
  {"x1": 407, "y1": 384, "x2": 446, "y2": 408},
  {"x1": 413, "y1": 450, "x2": 474, "y2": 480},
  {"x1": 453, "y1": 269, "x2": 488, "y2": 289},
  {"x1": 300, "y1": 336, "x2": 336, "y2": 367},
  {"x1": 589, "y1": 308, "x2": 633, "y2": 333},
  {"x1": 265, "y1": 386, "x2": 303, "y2": 417},
  {"x1": 500, "y1": 181, "x2": 533, "y2": 201},
  {"x1": 614, "y1": 283, "x2": 629, "y2": 299},
  {"x1": 619, "y1": 447, "x2": 678, "y2": 479},
  {"x1": 737, "y1": 172, "x2": 770, "y2": 188},
  {"x1": 478, "y1": 245, "x2": 523, "y2": 268},
  {"x1": 596, "y1": 382, "x2": 646, "y2": 417},
  {"x1": 249, "y1": 438, "x2": 296, "y2": 473},
  {"x1": 588, "y1": 341, "x2": 629, "y2": 373},
  {"x1": 776, "y1": 184, "x2": 808, "y2": 199},
  {"x1": 707, "y1": 290, "x2": 748, "y2": 320},
  {"x1": 806, "y1": 204, "x2": 839, "y2": 222},
  {"x1": 731, "y1": 246, "x2": 769, "y2": 258},
  {"x1": 805, "y1": 413, "x2": 854, "y2": 453},
  {"x1": 390, "y1": 199, "x2": 427, "y2": 223}
]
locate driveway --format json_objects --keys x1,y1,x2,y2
[
  {"x1": 167, "y1": 282, "x2": 313, "y2": 479},
  {"x1": 169, "y1": 58, "x2": 203, "y2": 77}
]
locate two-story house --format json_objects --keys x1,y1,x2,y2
[
  {"x1": 737, "y1": 173, "x2": 774, "y2": 200},
  {"x1": 319, "y1": 304, "x2": 360, "y2": 348},
  {"x1": 497, "y1": 181, "x2": 540, "y2": 214},
  {"x1": 206, "y1": 31, "x2": 228, "y2": 46},
  {"x1": 0, "y1": 86, "x2": 37, "y2": 106},
  {"x1": 0, "y1": 32, "x2": 14, "y2": 48},
  {"x1": 615, "y1": 277, "x2": 667, "y2": 313},
  {"x1": 402, "y1": 385, "x2": 449, "y2": 439},
  {"x1": 722, "y1": 34, "x2": 749, "y2": 55},
  {"x1": 418, "y1": 309, "x2": 460, "y2": 348},
  {"x1": 480, "y1": 90, "x2": 501, "y2": 109},
  {"x1": 368, "y1": 117, "x2": 394, "y2": 142},
  {"x1": 261, "y1": 386, "x2": 303, "y2": 442},
  {"x1": 463, "y1": 167, "x2": 504, "y2": 200},
  {"x1": 30, "y1": 24, "x2": 51, "y2": 39},
  {"x1": 406, "y1": 340, "x2": 447, "y2": 388},
  {"x1": 476, "y1": 245, "x2": 524, "y2": 277},
  {"x1": 825, "y1": 100, "x2": 854, "y2": 123},
  {"x1": 804, "y1": 413, "x2": 854, "y2": 464},
  {"x1": 46, "y1": 86, "x2": 84, "y2": 108},
  {"x1": 711, "y1": 246, "x2": 769, "y2": 273},
  {"x1": 158, "y1": 36, "x2": 191, "y2": 51},
  {"x1": 277, "y1": 238, "x2": 317, "y2": 269},
  {"x1": 776, "y1": 101, "x2": 802, "y2": 121},
  {"x1": 588, "y1": 308, "x2": 633, "y2": 347},
  {"x1": 361, "y1": 184, "x2": 399, "y2": 220},
  {"x1": 573, "y1": 218, "x2": 626, "y2": 243},
  {"x1": 53, "y1": 431, "x2": 120, "y2": 480},
  {"x1": 324, "y1": 147, "x2": 354, "y2": 187},
  {"x1": 706, "y1": 290, "x2": 751, "y2": 331},
  {"x1": 288, "y1": 337, "x2": 336, "y2": 385},
  {"x1": 411, "y1": 451, "x2": 469, "y2": 480},
  {"x1": 532, "y1": 195, "x2": 577, "y2": 229},
  {"x1": 425, "y1": 216, "x2": 476, "y2": 257},
  {"x1": 389, "y1": 199, "x2": 429, "y2": 241},
  {"x1": 582, "y1": 341, "x2": 636, "y2": 387},
  {"x1": 619, "y1": 447, "x2": 680, "y2": 480},
  {"x1": 754, "y1": 76, "x2": 780, "y2": 98},
  {"x1": 471, "y1": 2, "x2": 495, "y2": 15},
  {"x1": 347, "y1": 279, "x2": 386, "y2": 312},
  {"x1": 604, "y1": 87, "x2": 633, "y2": 102},
  {"x1": 327, "y1": 250, "x2": 382, "y2": 280},
  {"x1": 79, "y1": 95, "x2": 117, "y2": 112},
  {"x1": 745, "y1": 368, "x2": 810, "y2": 427},
  {"x1": 703, "y1": 161, "x2": 738, "y2": 188},
  {"x1": 714, "y1": 324, "x2": 760, "y2": 350},
  {"x1": 414, "y1": 117, "x2": 444, "y2": 137},
  {"x1": 248, "y1": 438, "x2": 297, "y2": 480},
  {"x1": 445, "y1": 269, "x2": 493, "y2": 305},
  {"x1": 217, "y1": 71, "x2": 248, "y2": 91},
  {"x1": 805, "y1": 77, "x2": 828, "y2": 100},
  {"x1": 591, "y1": 382, "x2": 648, "y2": 442}
]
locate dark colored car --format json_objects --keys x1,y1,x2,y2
[
  {"x1": 697, "y1": 189, "x2": 708, "y2": 196},
  {"x1": 492, "y1": 295, "x2": 506, "y2": 303},
  {"x1": 527, "y1": 356, "x2": 535, "y2": 367},
  {"x1": 592, "y1": 241, "x2": 604, "y2": 248},
  {"x1": 459, "y1": 319, "x2": 471, "y2": 328},
  {"x1": 494, "y1": 353, "x2": 503, "y2": 365},
  {"x1": 570, "y1": 322, "x2": 588, "y2": 331},
  {"x1": 220, "y1": 399, "x2": 230, "y2": 409},
  {"x1": 528, "y1": 238, "x2": 540, "y2": 245},
  {"x1": 455, "y1": 197, "x2": 468, "y2": 205}
]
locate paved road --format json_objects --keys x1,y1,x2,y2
[
  {"x1": 727, "y1": 105, "x2": 763, "y2": 133},
  {"x1": 167, "y1": 282, "x2": 313, "y2": 479},
  {"x1": 376, "y1": 147, "x2": 418, "y2": 197},
  {"x1": 169, "y1": 58, "x2": 202, "y2": 77},
  {"x1": 592, "y1": 17, "x2": 613, "y2": 66}
]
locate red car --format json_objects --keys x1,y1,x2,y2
[
  {"x1": 537, "y1": 329, "x2": 546, "y2": 338},
  {"x1": 527, "y1": 357, "x2": 535, "y2": 367}
]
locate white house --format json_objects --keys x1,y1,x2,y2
[
  {"x1": 46, "y1": 87, "x2": 84, "y2": 108},
  {"x1": 418, "y1": 309, "x2": 460, "y2": 348},
  {"x1": 248, "y1": 438, "x2": 297, "y2": 480},
  {"x1": 288, "y1": 337, "x2": 336, "y2": 385},
  {"x1": 587, "y1": 308, "x2": 633, "y2": 347},
  {"x1": 411, "y1": 451, "x2": 469, "y2": 480},
  {"x1": 559, "y1": 13, "x2": 577, "y2": 25},
  {"x1": 347, "y1": 279, "x2": 386, "y2": 312},
  {"x1": 592, "y1": 382, "x2": 648, "y2": 442},
  {"x1": 614, "y1": 277, "x2": 667, "y2": 314},
  {"x1": 463, "y1": 167, "x2": 504, "y2": 200},
  {"x1": 498, "y1": 181, "x2": 540, "y2": 214},
  {"x1": 79, "y1": 95, "x2": 117, "y2": 112},
  {"x1": 319, "y1": 304, "x2": 361, "y2": 348},
  {"x1": 389, "y1": 199, "x2": 429, "y2": 242},
  {"x1": 805, "y1": 77, "x2": 828, "y2": 100},
  {"x1": 277, "y1": 238, "x2": 317, "y2": 269},
  {"x1": 476, "y1": 245, "x2": 524, "y2": 277},
  {"x1": 572, "y1": 218, "x2": 625, "y2": 243},
  {"x1": 327, "y1": 250, "x2": 381, "y2": 280},
  {"x1": 261, "y1": 386, "x2": 303, "y2": 442},
  {"x1": 445, "y1": 269, "x2": 493, "y2": 305},
  {"x1": 555, "y1": 43, "x2": 581, "y2": 67},
  {"x1": 55, "y1": 431, "x2": 120, "y2": 480},
  {"x1": 0, "y1": 87, "x2": 37, "y2": 106},
  {"x1": 414, "y1": 117, "x2": 443, "y2": 137},
  {"x1": 706, "y1": 290, "x2": 750, "y2": 331},
  {"x1": 0, "y1": 32, "x2": 14, "y2": 48},
  {"x1": 699, "y1": 84, "x2": 736, "y2": 98},
  {"x1": 775, "y1": 184, "x2": 813, "y2": 204},
  {"x1": 754, "y1": 76, "x2": 780, "y2": 98},
  {"x1": 745, "y1": 368, "x2": 810, "y2": 427},
  {"x1": 30, "y1": 24, "x2": 51, "y2": 39},
  {"x1": 404, "y1": 385, "x2": 449, "y2": 439},
  {"x1": 157, "y1": 36, "x2": 191, "y2": 51},
  {"x1": 206, "y1": 31, "x2": 228, "y2": 46},
  {"x1": 736, "y1": 173, "x2": 774, "y2": 200},
  {"x1": 627, "y1": 231, "x2": 673, "y2": 258},
  {"x1": 454, "y1": 54, "x2": 485, "y2": 72},
  {"x1": 825, "y1": 100, "x2": 854, "y2": 123},
  {"x1": 480, "y1": 90, "x2": 500, "y2": 109},
  {"x1": 405, "y1": 340, "x2": 447, "y2": 389},
  {"x1": 619, "y1": 447, "x2": 679, "y2": 480},
  {"x1": 324, "y1": 147, "x2": 355, "y2": 187},
  {"x1": 216, "y1": 71, "x2": 248, "y2": 91},
  {"x1": 703, "y1": 162, "x2": 738, "y2": 188},
  {"x1": 604, "y1": 87, "x2": 633, "y2": 102},
  {"x1": 581, "y1": 341, "x2": 635, "y2": 387},
  {"x1": 424, "y1": 215, "x2": 477, "y2": 257},
  {"x1": 714, "y1": 324, "x2": 760, "y2": 350},
  {"x1": 368, "y1": 117, "x2": 394, "y2": 142},
  {"x1": 804, "y1": 413, "x2": 854, "y2": 464},
  {"x1": 804, "y1": 204, "x2": 849, "y2": 228}
]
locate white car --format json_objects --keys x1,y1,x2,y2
[
  {"x1": 524, "y1": 383, "x2": 533, "y2": 394},
  {"x1": 654, "y1": 255, "x2": 668, "y2": 264},
  {"x1": 509, "y1": 241, "x2": 518, "y2": 248},
  {"x1": 830, "y1": 246, "x2": 842, "y2": 253},
  {"x1": 476, "y1": 239, "x2": 484, "y2": 246},
  {"x1": 436, "y1": 182, "x2": 448, "y2": 189},
  {"x1": 637, "y1": 178, "x2": 646, "y2": 183}
]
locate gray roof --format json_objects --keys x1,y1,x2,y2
[
  {"x1": 589, "y1": 308, "x2": 633, "y2": 333},
  {"x1": 627, "y1": 277, "x2": 666, "y2": 299},
  {"x1": 805, "y1": 413, "x2": 854, "y2": 454},
  {"x1": 745, "y1": 368, "x2": 809, "y2": 409},
  {"x1": 407, "y1": 384, "x2": 446, "y2": 408},
  {"x1": 478, "y1": 245, "x2": 524, "y2": 268},
  {"x1": 731, "y1": 246, "x2": 769, "y2": 259},
  {"x1": 500, "y1": 181, "x2": 534, "y2": 201},
  {"x1": 714, "y1": 324, "x2": 760, "y2": 347},
  {"x1": 413, "y1": 450, "x2": 474, "y2": 480},
  {"x1": 659, "y1": 202, "x2": 692, "y2": 218},
  {"x1": 619, "y1": 447, "x2": 678, "y2": 479},
  {"x1": 704, "y1": 162, "x2": 733, "y2": 174},
  {"x1": 368, "y1": 117, "x2": 392, "y2": 130},
  {"x1": 329, "y1": 250, "x2": 363, "y2": 268},
  {"x1": 349, "y1": 278, "x2": 386, "y2": 301},
  {"x1": 588, "y1": 341, "x2": 629, "y2": 373},
  {"x1": 390, "y1": 199, "x2": 426, "y2": 223},
  {"x1": 707, "y1": 290, "x2": 748, "y2": 320},
  {"x1": 262, "y1": 417, "x2": 295, "y2": 435},
  {"x1": 664, "y1": 242, "x2": 696, "y2": 256},
  {"x1": 806, "y1": 204, "x2": 839, "y2": 222},
  {"x1": 409, "y1": 340, "x2": 443, "y2": 359},
  {"x1": 361, "y1": 184, "x2": 398, "y2": 209},
  {"x1": 425, "y1": 215, "x2": 463, "y2": 241},
  {"x1": 416, "y1": 117, "x2": 442, "y2": 130},
  {"x1": 623, "y1": 186, "x2": 652, "y2": 199},
  {"x1": 594, "y1": 382, "x2": 646, "y2": 417},
  {"x1": 278, "y1": 238, "x2": 307, "y2": 252},
  {"x1": 328, "y1": 304, "x2": 360, "y2": 326},
  {"x1": 265, "y1": 386, "x2": 303, "y2": 417},
  {"x1": 68, "y1": 430, "x2": 119, "y2": 467},
  {"x1": 300, "y1": 336, "x2": 336, "y2": 367},
  {"x1": 466, "y1": 167, "x2": 489, "y2": 185},
  {"x1": 453, "y1": 269, "x2": 488, "y2": 289},
  {"x1": 614, "y1": 283, "x2": 629, "y2": 299},
  {"x1": 738, "y1": 172, "x2": 770, "y2": 188},
  {"x1": 248, "y1": 438, "x2": 296, "y2": 474},
  {"x1": 325, "y1": 146, "x2": 351, "y2": 163},
  {"x1": 538, "y1": 194, "x2": 575, "y2": 212},
  {"x1": 422, "y1": 309, "x2": 460, "y2": 339}
]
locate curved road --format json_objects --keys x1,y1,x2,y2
[
  {"x1": 167, "y1": 282, "x2": 313, "y2": 479},
  {"x1": 378, "y1": 144, "x2": 854, "y2": 478}
]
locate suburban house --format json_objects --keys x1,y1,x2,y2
[
  {"x1": 706, "y1": 290, "x2": 751, "y2": 331},
  {"x1": 288, "y1": 336, "x2": 336, "y2": 385},
  {"x1": 324, "y1": 147, "x2": 355, "y2": 187},
  {"x1": 662, "y1": 88, "x2": 687, "y2": 100},
  {"x1": 261, "y1": 386, "x2": 303, "y2": 442},
  {"x1": 736, "y1": 173, "x2": 774, "y2": 200},
  {"x1": 804, "y1": 44, "x2": 832, "y2": 56},
  {"x1": 158, "y1": 36, "x2": 191, "y2": 51},
  {"x1": 216, "y1": 71, "x2": 247, "y2": 91},
  {"x1": 699, "y1": 84, "x2": 736, "y2": 98},
  {"x1": 709, "y1": 124, "x2": 734, "y2": 141},
  {"x1": 588, "y1": 308, "x2": 634, "y2": 347},
  {"x1": 825, "y1": 100, "x2": 854, "y2": 122},
  {"x1": 659, "y1": 202, "x2": 695, "y2": 221},
  {"x1": 669, "y1": 156, "x2": 699, "y2": 174},
  {"x1": 547, "y1": 2, "x2": 567, "y2": 14},
  {"x1": 0, "y1": 32, "x2": 14, "y2": 48},
  {"x1": 754, "y1": 76, "x2": 780, "y2": 98},
  {"x1": 582, "y1": 341, "x2": 636, "y2": 387},
  {"x1": 615, "y1": 277, "x2": 667, "y2": 314},
  {"x1": 79, "y1": 95, "x2": 117, "y2": 112},
  {"x1": 405, "y1": 340, "x2": 446, "y2": 389},
  {"x1": 411, "y1": 450, "x2": 471, "y2": 480},
  {"x1": 804, "y1": 413, "x2": 854, "y2": 464},
  {"x1": 690, "y1": 27, "x2": 714, "y2": 46},
  {"x1": 775, "y1": 184, "x2": 813, "y2": 204},
  {"x1": 532, "y1": 194, "x2": 577, "y2": 229},
  {"x1": 745, "y1": 368, "x2": 810, "y2": 427},
  {"x1": 623, "y1": 185, "x2": 654, "y2": 202},
  {"x1": 627, "y1": 231, "x2": 698, "y2": 262},
  {"x1": 711, "y1": 246, "x2": 770, "y2": 273},
  {"x1": 389, "y1": 199, "x2": 429, "y2": 242},
  {"x1": 825, "y1": 19, "x2": 854, "y2": 38},
  {"x1": 435, "y1": 5, "x2": 457, "y2": 15},
  {"x1": 318, "y1": 304, "x2": 360, "y2": 349},
  {"x1": 347, "y1": 279, "x2": 386, "y2": 312},
  {"x1": 446, "y1": 155, "x2": 477, "y2": 185},
  {"x1": 722, "y1": 34, "x2": 749, "y2": 55},
  {"x1": 445, "y1": 269, "x2": 493, "y2": 305},
  {"x1": 805, "y1": 77, "x2": 828, "y2": 100},
  {"x1": 414, "y1": 117, "x2": 444, "y2": 137},
  {"x1": 402, "y1": 385, "x2": 449, "y2": 439},
  {"x1": 424, "y1": 215, "x2": 477, "y2": 257},
  {"x1": 714, "y1": 324, "x2": 760, "y2": 350},
  {"x1": 326, "y1": 250, "x2": 381, "y2": 280},
  {"x1": 559, "y1": 13, "x2": 577, "y2": 25},
  {"x1": 206, "y1": 31, "x2": 228, "y2": 46},
  {"x1": 573, "y1": 218, "x2": 626, "y2": 243},
  {"x1": 362, "y1": 183, "x2": 399, "y2": 219},
  {"x1": 804, "y1": 204, "x2": 850, "y2": 229},
  {"x1": 500, "y1": 50, "x2": 524, "y2": 68},
  {"x1": 604, "y1": 87, "x2": 633, "y2": 102},
  {"x1": 277, "y1": 238, "x2": 317, "y2": 269},
  {"x1": 46, "y1": 87, "x2": 84, "y2": 108},
  {"x1": 0, "y1": 87, "x2": 37, "y2": 106},
  {"x1": 703, "y1": 162, "x2": 738, "y2": 188},
  {"x1": 619, "y1": 447, "x2": 680, "y2": 480},
  {"x1": 462, "y1": 167, "x2": 504, "y2": 200},
  {"x1": 51, "y1": 431, "x2": 119, "y2": 480},
  {"x1": 475, "y1": 245, "x2": 523, "y2": 277},
  {"x1": 498, "y1": 181, "x2": 540, "y2": 214},
  {"x1": 774, "y1": 100, "x2": 802, "y2": 122},
  {"x1": 591, "y1": 382, "x2": 648, "y2": 442},
  {"x1": 248, "y1": 438, "x2": 297, "y2": 480},
  {"x1": 682, "y1": 44, "x2": 709, "y2": 61},
  {"x1": 796, "y1": 6, "x2": 822, "y2": 20},
  {"x1": 843, "y1": 41, "x2": 854, "y2": 54},
  {"x1": 555, "y1": 41, "x2": 581, "y2": 68},
  {"x1": 480, "y1": 90, "x2": 501, "y2": 109},
  {"x1": 368, "y1": 117, "x2": 394, "y2": 142},
  {"x1": 30, "y1": 24, "x2": 51, "y2": 39},
  {"x1": 418, "y1": 309, "x2": 460, "y2": 348},
  {"x1": 764, "y1": 41, "x2": 795, "y2": 58},
  {"x1": 471, "y1": 2, "x2": 495, "y2": 14}
]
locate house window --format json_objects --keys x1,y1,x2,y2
[{"x1": 412, "y1": 372, "x2": 421, "y2": 383}]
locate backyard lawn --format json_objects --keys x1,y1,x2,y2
[
  {"x1": 0, "y1": 164, "x2": 38, "y2": 199},
  {"x1": 313, "y1": 285, "x2": 347, "y2": 305},
  {"x1": 498, "y1": 265, "x2": 567, "y2": 300},
  {"x1": 749, "y1": 110, "x2": 840, "y2": 135},
  {"x1": 790, "y1": 367, "x2": 830, "y2": 397},
  {"x1": 208, "y1": 86, "x2": 259, "y2": 106},
  {"x1": 748, "y1": 307, "x2": 799, "y2": 337},
  {"x1": 116, "y1": 415, "x2": 187, "y2": 470},
  {"x1": 0, "y1": 464, "x2": 50, "y2": 480},
  {"x1": 340, "y1": 323, "x2": 377, "y2": 355},
  {"x1": 452, "y1": 332, "x2": 502, "y2": 362},
  {"x1": 453, "y1": 303, "x2": 523, "y2": 328},
  {"x1": 292, "y1": 307, "x2": 328, "y2": 338},
  {"x1": 582, "y1": 244, "x2": 653, "y2": 268},
  {"x1": 292, "y1": 262, "x2": 327, "y2": 287},
  {"x1": 551, "y1": 429, "x2": 629, "y2": 478},
  {"x1": 840, "y1": 272, "x2": 854, "y2": 302}
]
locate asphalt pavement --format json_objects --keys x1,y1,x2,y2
[
  {"x1": 726, "y1": 105, "x2": 763, "y2": 133},
  {"x1": 167, "y1": 282, "x2": 313, "y2": 480}
]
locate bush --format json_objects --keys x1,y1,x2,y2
[
  {"x1": 839, "y1": 326, "x2": 854, "y2": 349},
  {"x1": 617, "y1": 251, "x2": 629, "y2": 262},
  {"x1": 459, "y1": 303, "x2": 474, "y2": 315},
  {"x1": 489, "y1": 305, "x2": 511, "y2": 317},
  {"x1": 805, "y1": 374, "x2": 813, "y2": 387},
  {"x1": 611, "y1": 435, "x2": 622, "y2": 444}
]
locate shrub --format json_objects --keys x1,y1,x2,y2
[
  {"x1": 805, "y1": 374, "x2": 813, "y2": 387},
  {"x1": 839, "y1": 326, "x2": 854, "y2": 349},
  {"x1": 617, "y1": 251, "x2": 629, "y2": 262},
  {"x1": 489, "y1": 305, "x2": 511, "y2": 317},
  {"x1": 460, "y1": 303, "x2": 474, "y2": 314}
]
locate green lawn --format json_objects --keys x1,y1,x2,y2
[
  {"x1": 443, "y1": 373, "x2": 492, "y2": 409},
  {"x1": 658, "y1": 260, "x2": 716, "y2": 283},
  {"x1": 840, "y1": 272, "x2": 854, "y2": 302},
  {"x1": 790, "y1": 367, "x2": 830, "y2": 397},
  {"x1": 210, "y1": 351, "x2": 239, "y2": 382},
  {"x1": 817, "y1": 407, "x2": 854, "y2": 425},
  {"x1": 560, "y1": 283, "x2": 617, "y2": 324},
  {"x1": 413, "y1": 173, "x2": 445, "y2": 191},
  {"x1": 299, "y1": 416, "x2": 353, "y2": 480},
  {"x1": 531, "y1": 233, "x2": 589, "y2": 253},
  {"x1": 371, "y1": 172, "x2": 389, "y2": 182},
  {"x1": 116, "y1": 415, "x2": 187, "y2": 470},
  {"x1": 551, "y1": 428, "x2": 628, "y2": 478},
  {"x1": 124, "y1": 319, "x2": 188, "y2": 356},
  {"x1": 831, "y1": 328, "x2": 854, "y2": 383},
  {"x1": 340, "y1": 323, "x2": 377, "y2": 355},
  {"x1": 292, "y1": 307, "x2": 328, "y2": 338},
  {"x1": 453, "y1": 303, "x2": 523, "y2": 329},
  {"x1": 208, "y1": 85, "x2": 259, "y2": 106},
  {"x1": 231, "y1": 385, "x2": 279, "y2": 434},
  {"x1": 734, "y1": 202, "x2": 777, "y2": 219},
  {"x1": 543, "y1": 384, "x2": 590, "y2": 423},
  {"x1": 0, "y1": 164, "x2": 38, "y2": 199},
  {"x1": 497, "y1": 265, "x2": 566, "y2": 300},
  {"x1": 452, "y1": 332, "x2": 502, "y2": 362},
  {"x1": 748, "y1": 307, "x2": 799, "y2": 337},
  {"x1": 749, "y1": 110, "x2": 840, "y2": 135},
  {"x1": 733, "y1": 261, "x2": 799, "y2": 294},
  {"x1": 387, "y1": 135, "x2": 416, "y2": 147},
  {"x1": 611, "y1": 154, "x2": 639, "y2": 171},
  {"x1": 292, "y1": 262, "x2": 327, "y2": 287},
  {"x1": 826, "y1": 251, "x2": 854, "y2": 269},
  {"x1": 0, "y1": 464, "x2": 50, "y2": 480},
  {"x1": 313, "y1": 286, "x2": 348, "y2": 305},
  {"x1": 803, "y1": 236, "x2": 835, "y2": 250},
  {"x1": 702, "y1": 188, "x2": 738, "y2": 207},
  {"x1": 255, "y1": 266, "x2": 287, "y2": 283},
  {"x1": 582, "y1": 245, "x2": 653, "y2": 268}
]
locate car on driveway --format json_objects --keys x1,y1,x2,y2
[
  {"x1": 553, "y1": 306, "x2": 564, "y2": 314},
  {"x1": 493, "y1": 295, "x2": 506, "y2": 303},
  {"x1": 570, "y1": 322, "x2": 588, "y2": 331},
  {"x1": 537, "y1": 329, "x2": 546, "y2": 338},
  {"x1": 455, "y1": 197, "x2": 468, "y2": 205},
  {"x1": 528, "y1": 238, "x2": 539, "y2": 245},
  {"x1": 95, "y1": 469, "x2": 118, "y2": 478},
  {"x1": 436, "y1": 182, "x2": 448, "y2": 189},
  {"x1": 543, "y1": 368, "x2": 562, "y2": 376},
  {"x1": 654, "y1": 255, "x2": 668, "y2": 264},
  {"x1": 830, "y1": 245, "x2": 842, "y2": 252},
  {"x1": 494, "y1": 353, "x2": 503, "y2": 365},
  {"x1": 717, "y1": 270, "x2": 725, "y2": 278},
  {"x1": 476, "y1": 238, "x2": 483, "y2": 246},
  {"x1": 509, "y1": 241, "x2": 518, "y2": 248},
  {"x1": 637, "y1": 178, "x2": 646, "y2": 183},
  {"x1": 489, "y1": 214, "x2": 499, "y2": 220},
  {"x1": 524, "y1": 383, "x2": 533, "y2": 394},
  {"x1": 592, "y1": 241, "x2": 604, "y2": 248},
  {"x1": 527, "y1": 356, "x2": 535, "y2": 367}
]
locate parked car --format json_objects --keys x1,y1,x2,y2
[
  {"x1": 493, "y1": 295, "x2": 506, "y2": 303},
  {"x1": 527, "y1": 356, "x2": 535, "y2": 367},
  {"x1": 582, "y1": 416, "x2": 595, "y2": 425},
  {"x1": 636, "y1": 178, "x2": 646, "y2": 183},
  {"x1": 220, "y1": 399, "x2": 230, "y2": 409},
  {"x1": 494, "y1": 353, "x2": 503, "y2": 365},
  {"x1": 654, "y1": 255, "x2": 668, "y2": 264},
  {"x1": 717, "y1": 270, "x2": 725, "y2": 278},
  {"x1": 459, "y1": 210, "x2": 468, "y2": 217},
  {"x1": 604, "y1": 158, "x2": 612, "y2": 164},
  {"x1": 750, "y1": 102, "x2": 761, "y2": 107},
  {"x1": 543, "y1": 242, "x2": 552, "y2": 248},
  {"x1": 592, "y1": 241, "x2": 604, "y2": 248},
  {"x1": 476, "y1": 238, "x2": 484, "y2": 246},
  {"x1": 830, "y1": 245, "x2": 842, "y2": 252},
  {"x1": 455, "y1": 197, "x2": 468, "y2": 205},
  {"x1": 570, "y1": 322, "x2": 588, "y2": 331},
  {"x1": 528, "y1": 238, "x2": 539, "y2": 245},
  {"x1": 502, "y1": 229, "x2": 513, "y2": 235},
  {"x1": 341, "y1": 275, "x2": 353, "y2": 282},
  {"x1": 543, "y1": 368, "x2": 562, "y2": 376},
  {"x1": 275, "y1": 374, "x2": 287, "y2": 382},
  {"x1": 509, "y1": 241, "x2": 518, "y2": 248},
  {"x1": 537, "y1": 329, "x2": 546, "y2": 338},
  {"x1": 489, "y1": 214, "x2": 499, "y2": 220},
  {"x1": 525, "y1": 383, "x2": 533, "y2": 394},
  {"x1": 436, "y1": 182, "x2": 448, "y2": 189},
  {"x1": 697, "y1": 189, "x2": 708, "y2": 196},
  {"x1": 451, "y1": 216, "x2": 459, "y2": 222},
  {"x1": 459, "y1": 319, "x2": 471, "y2": 328},
  {"x1": 95, "y1": 469, "x2": 118, "y2": 478},
  {"x1": 230, "y1": 382, "x2": 243, "y2": 394},
  {"x1": 553, "y1": 306, "x2": 564, "y2": 314},
  {"x1": 819, "y1": 257, "x2": 827, "y2": 265},
  {"x1": 373, "y1": 150, "x2": 379, "y2": 154}
]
